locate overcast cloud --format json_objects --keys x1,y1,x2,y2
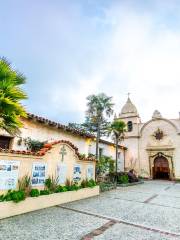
[{"x1": 0, "y1": 0, "x2": 180, "y2": 123}]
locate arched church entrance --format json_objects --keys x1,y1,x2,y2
[{"x1": 153, "y1": 156, "x2": 170, "y2": 179}]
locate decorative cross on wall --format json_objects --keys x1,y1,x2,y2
[
  {"x1": 59, "y1": 145, "x2": 67, "y2": 162},
  {"x1": 153, "y1": 128, "x2": 165, "y2": 140}
]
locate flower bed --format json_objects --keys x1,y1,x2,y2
[{"x1": 0, "y1": 186, "x2": 99, "y2": 220}]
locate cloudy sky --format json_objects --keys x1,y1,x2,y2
[{"x1": 1, "y1": 0, "x2": 180, "y2": 123}]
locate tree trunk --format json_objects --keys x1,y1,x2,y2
[
  {"x1": 96, "y1": 123, "x2": 100, "y2": 161},
  {"x1": 115, "y1": 137, "x2": 118, "y2": 183},
  {"x1": 95, "y1": 123, "x2": 100, "y2": 181}
]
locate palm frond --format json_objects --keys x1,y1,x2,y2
[{"x1": 0, "y1": 58, "x2": 27, "y2": 134}]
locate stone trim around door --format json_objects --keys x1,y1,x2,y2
[{"x1": 146, "y1": 149, "x2": 175, "y2": 180}]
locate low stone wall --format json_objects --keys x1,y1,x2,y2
[{"x1": 0, "y1": 186, "x2": 99, "y2": 220}]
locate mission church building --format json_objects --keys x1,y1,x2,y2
[{"x1": 117, "y1": 96, "x2": 180, "y2": 180}]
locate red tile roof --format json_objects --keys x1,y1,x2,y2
[
  {"x1": 27, "y1": 113, "x2": 94, "y2": 138},
  {"x1": 26, "y1": 113, "x2": 127, "y2": 149},
  {"x1": 0, "y1": 140, "x2": 96, "y2": 161}
]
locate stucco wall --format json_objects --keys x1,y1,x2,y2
[
  {"x1": 0, "y1": 118, "x2": 125, "y2": 162},
  {"x1": 139, "y1": 119, "x2": 180, "y2": 179},
  {"x1": 12, "y1": 119, "x2": 90, "y2": 155},
  {"x1": 118, "y1": 116, "x2": 141, "y2": 173},
  {"x1": 0, "y1": 142, "x2": 96, "y2": 194},
  {"x1": 89, "y1": 141, "x2": 115, "y2": 158},
  {"x1": 123, "y1": 137, "x2": 139, "y2": 172},
  {"x1": 121, "y1": 116, "x2": 180, "y2": 179}
]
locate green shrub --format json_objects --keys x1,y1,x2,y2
[
  {"x1": 45, "y1": 178, "x2": 51, "y2": 189},
  {"x1": 88, "y1": 153, "x2": 95, "y2": 158},
  {"x1": 2, "y1": 190, "x2": 26, "y2": 203},
  {"x1": 96, "y1": 156, "x2": 115, "y2": 176},
  {"x1": 99, "y1": 182, "x2": 106, "y2": 192},
  {"x1": 40, "y1": 190, "x2": 50, "y2": 195},
  {"x1": 87, "y1": 179, "x2": 96, "y2": 188},
  {"x1": 18, "y1": 175, "x2": 31, "y2": 196},
  {"x1": 69, "y1": 183, "x2": 79, "y2": 191},
  {"x1": 3, "y1": 190, "x2": 13, "y2": 201},
  {"x1": 118, "y1": 174, "x2": 129, "y2": 184},
  {"x1": 0, "y1": 194, "x2": 4, "y2": 202},
  {"x1": 79, "y1": 153, "x2": 86, "y2": 159},
  {"x1": 55, "y1": 185, "x2": 68, "y2": 193},
  {"x1": 65, "y1": 179, "x2": 72, "y2": 191},
  {"x1": 99, "y1": 182, "x2": 116, "y2": 192},
  {"x1": 67, "y1": 183, "x2": 79, "y2": 191},
  {"x1": 81, "y1": 179, "x2": 96, "y2": 188},
  {"x1": 61, "y1": 186, "x2": 68, "y2": 192},
  {"x1": 30, "y1": 189, "x2": 40, "y2": 197},
  {"x1": 10, "y1": 190, "x2": 26, "y2": 203},
  {"x1": 25, "y1": 138, "x2": 46, "y2": 152},
  {"x1": 45, "y1": 176, "x2": 59, "y2": 192},
  {"x1": 81, "y1": 179, "x2": 88, "y2": 188},
  {"x1": 65, "y1": 179, "x2": 79, "y2": 191}
]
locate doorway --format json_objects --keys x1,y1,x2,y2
[{"x1": 153, "y1": 156, "x2": 170, "y2": 179}]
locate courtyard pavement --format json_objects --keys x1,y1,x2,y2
[{"x1": 0, "y1": 181, "x2": 180, "y2": 240}]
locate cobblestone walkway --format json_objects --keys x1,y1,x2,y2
[{"x1": 0, "y1": 181, "x2": 180, "y2": 240}]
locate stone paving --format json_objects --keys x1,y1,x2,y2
[{"x1": 0, "y1": 181, "x2": 180, "y2": 239}]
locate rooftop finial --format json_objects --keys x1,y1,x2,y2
[
  {"x1": 152, "y1": 110, "x2": 162, "y2": 119},
  {"x1": 128, "y1": 92, "x2": 130, "y2": 98}
]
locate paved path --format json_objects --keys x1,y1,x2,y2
[{"x1": 0, "y1": 181, "x2": 180, "y2": 240}]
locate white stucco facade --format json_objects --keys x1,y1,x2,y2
[{"x1": 117, "y1": 97, "x2": 180, "y2": 180}]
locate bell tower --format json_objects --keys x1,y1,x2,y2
[
  {"x1": 117, "y1": 95, "x2": 141, "y2": 132},
  {"x1": 116, "y1": 95, "x2": 141, "y2": 172}
]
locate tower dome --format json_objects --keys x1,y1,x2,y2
[
  {"x1": 120, "y1": 97, "x2": 138, "y2": 116},
  {"x1": 118, "y1": 95, "x2": 141, "y2": 124}
]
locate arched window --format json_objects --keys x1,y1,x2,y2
[{"x1": 127, "y1": 121, "x2": 133, "y2": 132}]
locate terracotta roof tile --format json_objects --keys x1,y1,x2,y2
[
  {"x1": 26, "y1": 113, "x2": 127, "y2": 149},
  {"x1": 0, "y1": 140, "x2": 97, "y2": 161},
  {"x1": 27, "y1": 113, "x2": 94, "y2": 138}
]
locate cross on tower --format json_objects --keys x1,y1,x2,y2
[
  {"x1": 59, "y1": 145, "x2": 67, "y2": 162},
  {"x1": 128, "y1": 92, "x2": 130, "y2": 98}
]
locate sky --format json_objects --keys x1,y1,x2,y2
[{"x1": 1, "y1": 0, "x2": 180, "y2": 124}]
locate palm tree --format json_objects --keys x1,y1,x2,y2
[
  {"x1": 108, "y1": 119, "x2": 126, "y2": 181},
  {"x1": 85, "y1": 93, "x2": 114, "y2": 160},
  {"x1": 0, "y1": 58, "x2": 27, "y2": 134}
]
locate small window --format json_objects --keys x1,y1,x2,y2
[
  {"x1": 127, "y1": 121, "x2": 133, "y2": 132},
  {"x1": 0, "y1": 136, "x2": 12, "y2": 149}
]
